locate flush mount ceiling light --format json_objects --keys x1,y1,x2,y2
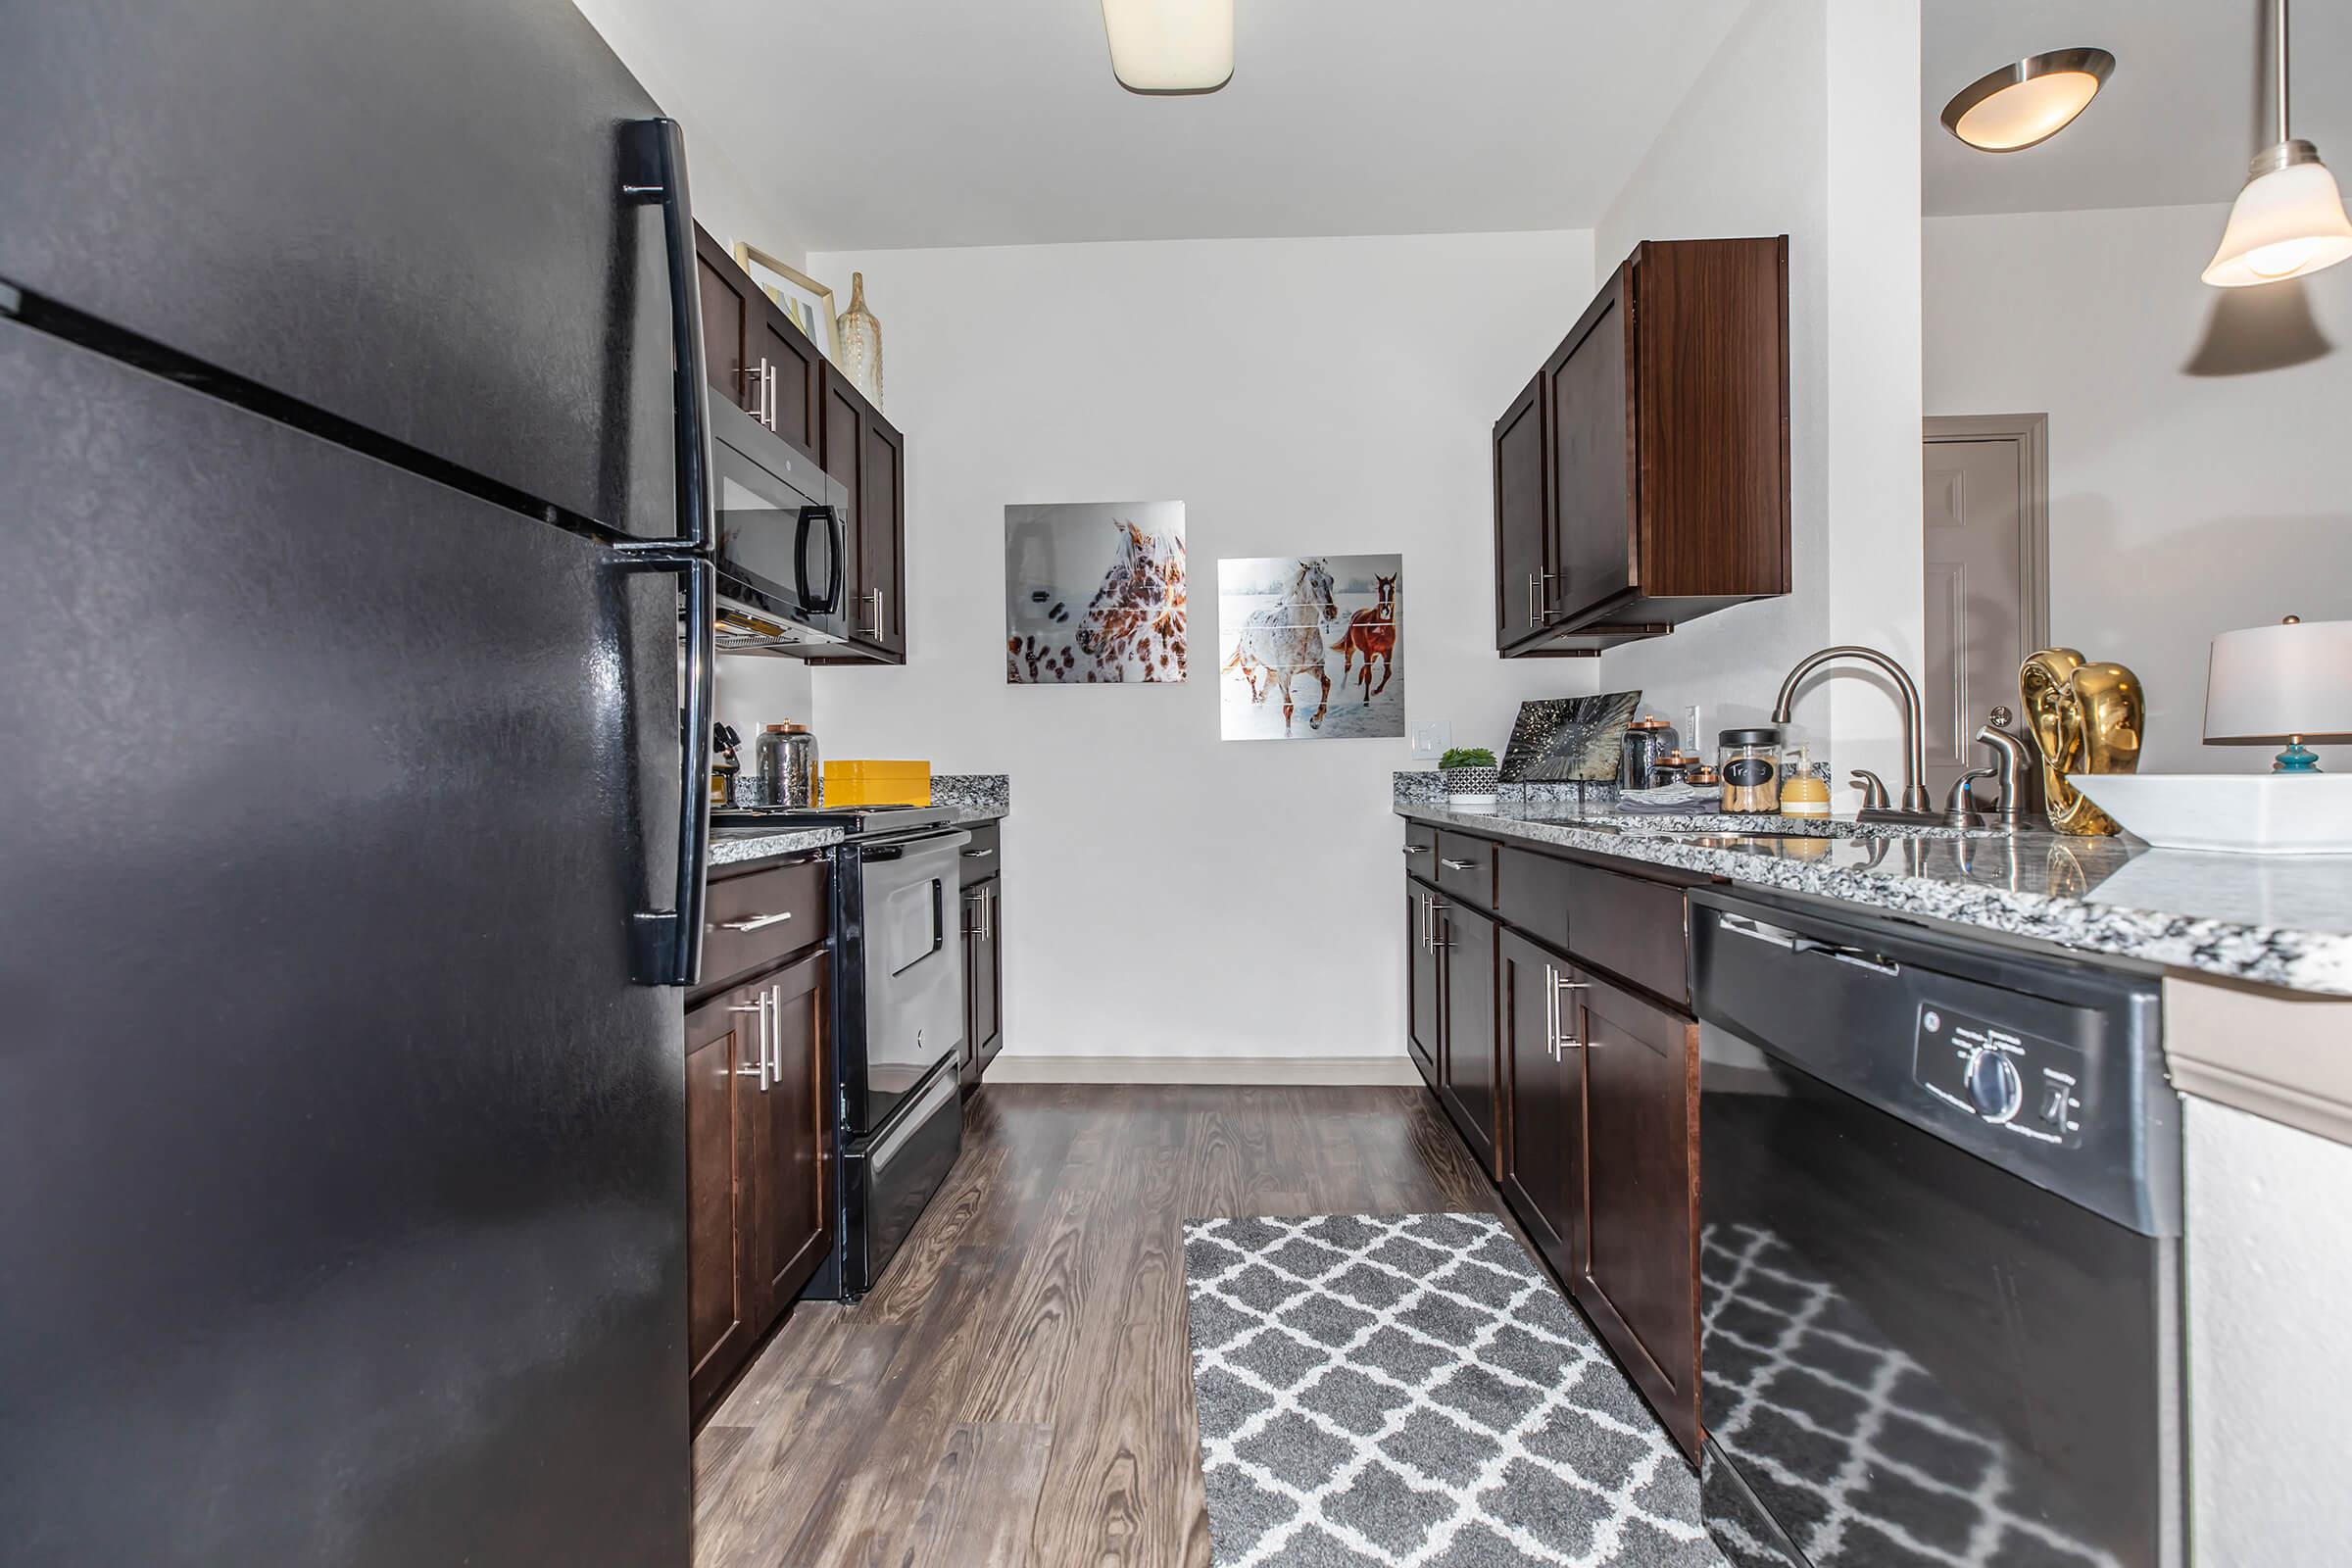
[
  {"x1": 2205, "y1": 0, "x2": 2352, "y2": 287},
  {"x1": 1102, "y1": 0, "x2": 1233, "y2": 95},
  {"x1": 1939, "y1": 46, "x2": 2114, "y2": 152}
]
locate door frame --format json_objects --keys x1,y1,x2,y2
[{"x1": 1922, "y1": 412, "x2": 2052, "y2": 656}]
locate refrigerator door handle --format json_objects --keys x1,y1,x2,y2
[
  {"x1": 617, "y1": 554, "x2": 714, "y2": 986},
  {"x1": 616, "y1": 117, "x2": 712, "y2": 557}
]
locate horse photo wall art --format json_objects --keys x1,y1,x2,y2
[
  {"x1": 1217, "y1": 554, "x2": 1402, "y2": 741},
  {"x1": 1004, "y1": 502, "x2": 1189, "y2": 683}
]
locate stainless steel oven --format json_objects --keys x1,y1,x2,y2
[{"x1": 710, "y1": 400, "x2": 847, "y2": 651}]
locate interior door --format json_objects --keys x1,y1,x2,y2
[
  {"x1": 1547, "y1": 269, "x2": 1636, "y2": 624},
  {"x1": 1501, "y1": 931, "x2": 1585, "y2": 1281},
  {"x1": 1494, "y1": 375, "x2": 1548, "y2": 648},
  {"x1": 1439, "y1": 902, "x2": 1501, "y2": 1177},
  {"x1": 1576, "y1": 972, "x2": 1699, "y2": 1459},
  {"x1": 0, "y1": 0, "x2": 673, "y2": 532},
  {"x1": 1923, "y1": 419, "x2": 2047, "y2": 804},
  {"x1": 0, "y1": 318, "x2": 690, "y2": 1565},
  {"x1": 752, "y1": 952, "x2": 832, "y2": 1314}
]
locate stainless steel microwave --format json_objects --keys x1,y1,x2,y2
[{"x1": 709, "y1": 403, "x2": 849, "y2": 654}]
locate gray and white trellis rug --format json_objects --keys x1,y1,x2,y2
[{"x1": 1181, "y1": 1211, "x2": 1727, "y2": 1567}]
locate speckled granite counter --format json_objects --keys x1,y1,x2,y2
[
  {"x1": 1400, "y1": 802, "x2": 2352, "y2": 997},
  {"x1": 706, "y1": 800, "x2": 1007, "y2": 870}
]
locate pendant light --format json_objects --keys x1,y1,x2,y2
[
  {"x1": 2204, "y1": 0, "x2": 2352, "y2": 287},
  {"x1": 1939, "y1": 47, "x2": 2115, "y2": 153},
  {"x1": 1102, "y1": 0, "x2": 1233, "y2": 95}
]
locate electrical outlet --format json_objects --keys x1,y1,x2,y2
[
  {"x1": 1411, "y1": 721, "x2": 1450, "y2": 760},
  {"x1": 1683, "y1": 704, "x2": 1702, "y2": 752}
]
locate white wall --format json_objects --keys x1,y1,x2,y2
[
  {"x1": 804, "y1": 231, "x2": 1598, "y2": 1063},
  {"x1": 1925, "y1": 202, "x2": 2352, "y2": 772},
  {"x1": 1592, "y1": 0, "x2": 1923, "y2": 806}
]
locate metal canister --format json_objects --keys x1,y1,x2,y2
[
  {"x1": 1617, "y1": 714, "x2": 1680, "y2": 791},
  {"x1": 776, "y1": 723, "x2": 819, "y2": 808}
]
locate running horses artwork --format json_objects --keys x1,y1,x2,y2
[
  {"x1": 1216, "y1": 554, "x2": 1404, "y2": 741},
  {"x1": 1004, "y1": 503, "x2": 1189, "y2": 684},
  {"x1": 1331, "y1": 570, "x2": 1397, "y2": 705}
]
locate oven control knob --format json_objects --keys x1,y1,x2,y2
[{"x1": 1965, "y1": 1048, "x2": 2024, "y2": 1124}]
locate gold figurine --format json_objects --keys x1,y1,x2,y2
[{"x1": 2020, "y1": 649, "x2": 2146, "y2": 835}]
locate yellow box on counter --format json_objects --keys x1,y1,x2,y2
[{"x1": 821, "y1": 760, "x2": 932, "y2": 807}]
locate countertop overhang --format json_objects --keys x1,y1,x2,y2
[{"x1": 1399, "y1": 802, "x2": 2352, "y2": 998}]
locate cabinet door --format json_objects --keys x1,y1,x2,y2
[
  {"x1": 750, "y1": 951, "x2": 833, "y2": 1317},
  {"x1": 1545, "y1": 266, "x2": 1636, "y2": 625},
  {"x1": 1493, "y1": 374, "x2": 1548, "y2": 649},
  {"x1": 1406, "y1": 886, "x2": 1442, "y2": 1092},
  {"x1": 695, "y1": 226, "x2": 754, "y2": 416},
  {"x1": 860, "y1": 410, "x2": 906, "y2": 659},
  {"x1": 755, "y1": 316, "x2": 822, "y2": 456},
  {"x1": 973, "y1": 879, "x2": 1004, "y2": 1072},
  {"x1": 957, "y1": 886, "x2": 983, "y2": 1092},
  {"x1": 1500, "y1": 930, "x2": 1585, "y2": 1283},
  {"x1": 685, "y1": 982, "x2": 762, "y2": 1416},
  {"x1": 820, "y1": 368, "x2": 870, "y2": 633},
  {"x1": 1574, "y1": 971, "x2": 1699, "y2": 1459},
  {"x1": 1438, "y1": 900, "x2": 1501, "y2": 1178}
]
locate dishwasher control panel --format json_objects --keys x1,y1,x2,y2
[{"x1": 1913, "y1": 1003, "x2": 2085, "y2": 1148}]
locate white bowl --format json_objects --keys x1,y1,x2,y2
[{"x1": 2067, "y1": 773, "x2": 2352, "y2": 856}]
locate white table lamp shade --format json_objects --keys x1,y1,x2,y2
[{"x1": 2205, "y1": 618, "x2": 2352, "y2": 743}]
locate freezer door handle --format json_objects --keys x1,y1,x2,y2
[
  {"x1": 615, "y1": 117, "x2": 712, "y2": 557},
  {"x1": 619, "y1": 554, "x2": 714, "y2": 986}
]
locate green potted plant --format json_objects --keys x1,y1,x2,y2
[{"x1": 1441, "y1": 746, "x2": 1500, "y2": 809}]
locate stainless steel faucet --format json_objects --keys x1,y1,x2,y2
[{"x1": 1770, "y1": 645, "x2": 1936, "y2": 820}]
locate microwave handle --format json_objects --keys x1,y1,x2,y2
[{"x1": 800, "y1": 504, "x2": 846, "y2": 616}]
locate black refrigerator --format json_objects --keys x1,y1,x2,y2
[{"x1": 0, "y1": 3, "x2": 717, "y2": 1563}]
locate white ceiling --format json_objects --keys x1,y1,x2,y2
[
  {"x1": 594, "y1": 0, "x2": 1749, "y2": 251},
  {"x1": 1924, "y1": 0, "x2": 2352, "y2": 218}
]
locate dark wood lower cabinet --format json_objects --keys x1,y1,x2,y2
[
  {"x1": 959, "y1": 876, "x2": 1003, "y2": 1094},
  {"x1": 686, "y1": 946, "x2": 832, "y2": 1423},
  {"x1": 1574, "y1": 970, "x2": 1700, "y2": 1459},
  {"x1": 1405, "y1": 828, "x2": 1703, "y2": 1464},
  {"x1": 1501, "y1": 929, "x2": 1586, "y2": 1284},
  {"x1": 1436, "y1": 898, "x2": 1501, "y2": 1179},
  {"x1": 1406, "y1": 887, "x2": 1441, "y2": 1092}
]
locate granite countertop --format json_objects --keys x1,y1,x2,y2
[
  {"x1": 708, "y1": 773, "x2": 1010, "y2": 870},
  {"x1": 1400, "y1": 801, "x2": 2352, "y2": 997}
]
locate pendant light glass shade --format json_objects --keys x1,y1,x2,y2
[
  {"x1": 1102, "y1": 0, "x2": 1233, "y2": 95},
  {"x1": 2206, "y1": 0, "x2": 2352, "y2": 287},
  {"x1": 2203, "y1": 145, "x2": 2352, "y2": 286}
]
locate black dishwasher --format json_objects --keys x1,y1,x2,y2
[{"x1": 1690, "y1": 889, "x2": 2182, "y2": 1568}]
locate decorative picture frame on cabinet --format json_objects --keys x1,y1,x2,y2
[{"x1": 733, "y1": 241, "x2": 842, "y2": 363}]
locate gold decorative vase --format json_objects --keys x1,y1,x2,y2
[
  {"x1": 2020, "y1": 648, "x2": 2145, "y2": 835},
  {"x1": 838, "y1": 271, "x2": 882, "y2": 410}
]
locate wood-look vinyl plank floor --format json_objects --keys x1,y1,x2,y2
[{"x1": 692, "y1": 1083, "x2": 1505, "y2": 1568}]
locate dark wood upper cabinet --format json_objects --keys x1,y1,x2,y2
[
  {"x1": 1494, "y1": 235, "x2": 1789, "y2": 657},
  {"x1": 1493, "y1": 375, "x2": 1547, "y2": 652},
  {"x1": 756, "y1": 315, "x2": 821, "y2": 457},
  {"x1": 695, "y1": 226, "x2": 754, "y2": 418}
]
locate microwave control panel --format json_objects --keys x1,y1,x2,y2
[{"x1": 1912, "y1": 1003, "x2": 2085, "y2": 1148}]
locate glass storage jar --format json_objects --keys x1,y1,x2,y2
[{"x1": 1718, "y1": 726, "x2": 1784, "y2": 813}]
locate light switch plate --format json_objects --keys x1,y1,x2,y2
[{"x1": 1410, "y1": 721, "x2": 1449, "y2": 760}]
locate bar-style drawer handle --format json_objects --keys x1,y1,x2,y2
[
  {"x1": 960, "y1": 847, "x2": 996, "y2": 858},
  {"x1": 1400, "y1": 844, "x2": 1430, "y2": 856},
  {"x1": 715, "y1": 909, "x2": 795, "y2": 932},
  {"x1": 1440, "y1": 858, "x2": 1479, "y2": 871}
]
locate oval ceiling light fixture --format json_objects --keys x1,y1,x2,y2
[
  {"x1": 1939, "y1": 47, "x2": 2115, "y2": 152},
  {"x1": 2205, "y1": 0, "x2": 2352, "y2": 287},
  {"x1": 1102, "y1": 0, "x2": 1234, "y2": 95}
]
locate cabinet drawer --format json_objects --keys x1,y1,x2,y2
[
  {"x1": 1496, "y1": 845, "x2": 1575, "y2": 956},
  {"x1": 1564, "y1": 860, "x2": 1689, "y2": 1007},
  {"x1": 704, "y1": 857, "x2": 828, "y2": 987},
  {"x1": 1401, "y1": 819, "x2": 1439, "y2": 879},
  {"x1": 957, "y1": 821, "x2": 1002, "y2": 887},
  {"x1": 1435, "y1": 831, "x2": 1496, "y2": 907}
]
